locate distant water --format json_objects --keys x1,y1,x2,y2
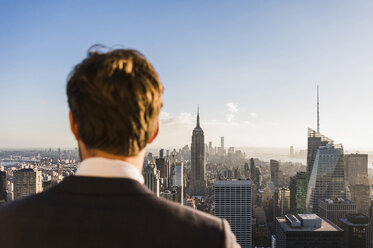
[{"x1": 0, "y1": 162, "x2": 20, "y2": 167}]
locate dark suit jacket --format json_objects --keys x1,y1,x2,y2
[{"x1": 0, "y1": 176, "x2": 239, "y2": 248}]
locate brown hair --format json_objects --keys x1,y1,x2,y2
[{"x1": 66, "y1": 45, "x2": 163, "y2": 156}]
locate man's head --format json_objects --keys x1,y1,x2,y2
[{"x1": 67, "y1": 46, "x2": 163, "y2": 158}]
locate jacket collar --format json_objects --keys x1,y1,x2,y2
[{"x1": 54, "y1": 176, "x2": 153, "y2": 196}]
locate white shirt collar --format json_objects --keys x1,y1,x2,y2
[{"x1": 75, "y1": 157, "x2": 144, "y2": 184}]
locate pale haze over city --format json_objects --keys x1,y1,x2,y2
[{"x1": 1, "y1": 0, "x2": 372, "y2": 151}]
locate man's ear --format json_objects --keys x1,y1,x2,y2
[
  {"x1": 148, "y1": 122, "x2": 159, "y2": 144},
  {"x1": 69, "y1": 111, "x2": 80, "y2": 141}
]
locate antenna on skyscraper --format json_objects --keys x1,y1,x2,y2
[
  {"x1": 317, "y1": 85, "x2": 320, "y2": 133},
  {"x1": 196, "y1": 104, "x2": 200, "y2": 128}
]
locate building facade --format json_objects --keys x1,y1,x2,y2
[
  {"x1": 306, "y1": 143, "x2": 346, "y2": 214},
  {"x1": 318, "y1": 198, "x2": 357, "y2": 226},
  {"x1": 339, "y1": 214, "x2": 369, "y2": 248},
  {"x1": 143, "y1": 164, "x2": 160, "y2": 197},
  {"x1": 270, "y1": 160, "x2": 279, "y2": 187},
  {"x1": 0, "y1": 171, "x2": 7, "y2": 204},
  {"x1": 214, "y1": 180, "x2": 252, "y2": 248},
  {"x1": 290, "y1": 172, "x2": 307, "y2": 214},
  {"x1": 14, "y1": 168, "x2": 42, "y2": 200}
]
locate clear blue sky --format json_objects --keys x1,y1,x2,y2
[{"x1": 0, "y1": 0, "x2": 372, "y2": 150}]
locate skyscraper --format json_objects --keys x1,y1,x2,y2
[
  {"x1": 143, "y1": 163, "x2": 160, "y2": 197},
  {"x1": 306, "y1": 128, "x2": 333, "y2": 184},
  {"x1": 0, "y1": 171, "x2": 6, "y2": 204},
  {"x1": 190, "y1": 107, "x2": 206, "y2": 195},
  {"x1": 13, "y1": 168, "x2": 42, "y2": 200},
  {"x1": 290, "y1": 172, "x2": 307, "y2": 214},
  {"x1": 250, "y1": 158, "x2": 256, "y2": 183},
  {"x1": 340, "y1": 214, "x2": 370, "y2": 248},
  {"x1": 345, "y1": 154, "x2": 370, "y2": 215},
  {"x1": 306, "y1": 142, "x2": 346, "y2": 214},
  {"x1": 215, "y1": 180, "x2": 252, "y2": 248},
  {"x1": 270, "y1": 160, "x2": 279, "y2": 187}
]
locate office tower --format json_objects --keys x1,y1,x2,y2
[
  {"x1": 190, "y1": 107, "x2": 206, "y2": 195},
  {"x1": 14, "y1": 168, "x2": 43, "y2": 200},
  {"x1": 143, "y1": 164, "x2": 160, "y2": 197},
  {"x1": 306, "y1": 128, "x2": 333, "y2": 184},
  {"x1": 244, "y1": 162, "x2": 250, "y2": 179},
  {"x1": 318, "y1": 198, "x2": 357, "y2": 226},
  {"x1": 306, "y1": 142, "x2": 346, "y2": 214},
  {"x1": 290, "y1": 146, "x2": 294, "y2": 157},
  {"x1": 270, "y1": 160, "x2": 279, "y2": 187},
  {"x1": 208, "y1": 141, "x2": 213, "y2": 155},
  {"x1": 275, "y1": 214, "x2": 344, "y2": 248},
  {"x1": 340, "y1": 214, "x2": 369, "y2": 248},
  {"x1": 174, "y1": 162, "x2": 183, "y2": 187},
  {"x1": 345, "y1": 154, "x2": 370, "y2": 215},
  {"x1": 159, "y1": 149, "x2": 164, "y2": 159},
  {"x1": 255, "y1": 167, "x2": 261, "y2": 186},
  {"x1": 278, "y1": 187, "x2": 290, "y2": 216},
  {"x1": 228, "y1": 147, "x2": 235, "y2": 156},
  {"x1": 250, "y1": 158, "x2": 256, "y2": 182},
  {"x1": 155, "y1": 157, "x2": 169, "y2": 179},
  {"x1": 0, "y1": 171, "x2": 6, "y2": 204},
  {"x1": 221, "y1": 136, "x2": 224, "y2": 150},
  {"x1": 349, "y1": 184, "x2": 370, "y2": 216},
  {"x1": 290, "y1": 172, "x2": 307, "y2": 214},
  {"x1": 215, "y1": 180, "x2": 252, "y2": 248}
]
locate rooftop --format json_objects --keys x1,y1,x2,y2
[{"x1": 277, "y1": 215, "x2": 342, "y2": 232}]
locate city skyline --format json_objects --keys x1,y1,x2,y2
[{"x1": 1, "y1": 1, "x2": 373, "y2": 150}]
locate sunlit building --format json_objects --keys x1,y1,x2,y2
[{"x1": 306, "y1": 141, "x2": 346, "y2": 214}]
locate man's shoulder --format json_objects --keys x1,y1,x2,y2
[{"x1": 147, "y1": 194, "x2": 223, "y2": 230}]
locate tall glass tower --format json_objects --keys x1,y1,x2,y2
[{"x1": 306, "y1": 141, "x2": 346, "y2": 214}]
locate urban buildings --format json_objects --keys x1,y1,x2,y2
[
  {"x1": 270, "y1": 160, "x2": 279, "y2": 187},
  {"x1": 289, "y1": 172, "x2": 306, "y2": 214},
  {"x1": 339, "y1": 214, "x2": 370, "y2": 248},
  {"x1": 275, "y1": 214, "x2": 344, "y2": 248},
  {"x1": 318, "y1": 198, "x2": 357, "y2": 226},
  {"x1": 190, "y1": 108, "x2": 206, "y2": 195},
  {"x1": 13, "y1": 168, "x2": 42, "y2": 200},
  {"x1": 143, "y1": 163, "x2": 160, "y2": 197},
  {"x1": 214, "y1": 180, "x2": 252, "y2": 248},
  {"x1": 306, "y1": 141, "x2": 346, "y2": 214}
]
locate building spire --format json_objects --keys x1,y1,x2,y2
[
  {"x1": 196, "y1": 104, "x2": 200, "y2": 128},
  {"x1": 317, "y1": 85, "x2": 320, "y2": 133}
]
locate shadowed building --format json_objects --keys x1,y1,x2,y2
[
  {"x1": 270, "y1": 160, "x2": 279, "y2": 187},
  {"x1": 290, "y1": 172, "x2": 307, "y2": 214},
  {"x1": 275, "y1": 214, "x2": 344, "y2": 248},
  {"x1": 215, "y1": 180, "x2": 252, "y2": 248},
  {"x1": 0, "y1": 171, "x2": 6, "y2": 204},
  {"x1": 14, "y1": 168, "x2": 42, "y2": 200},
  {"x1": 339, "y1": 214, "x2": 369, "y2": 248},
  {"x1": 190, "y1": 107, "x2": 206, "y2": 195}
]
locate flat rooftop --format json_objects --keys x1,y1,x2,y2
[{"x1": 277, "y1": 217, "x2": 343, "y2": 232}]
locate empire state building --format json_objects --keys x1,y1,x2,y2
[{"x1": 191, "y1": 107, "x2": 206, "y2": 195}]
